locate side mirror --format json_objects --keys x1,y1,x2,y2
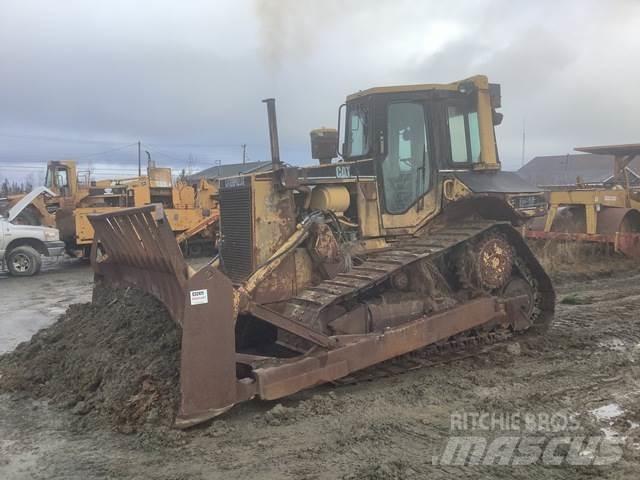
[
  {"x1": 336, "y1": 103, "x2": 346, "y2": 159},
  {"x1": 489, "y1": 83, "x2": 502, "y2": 108}
]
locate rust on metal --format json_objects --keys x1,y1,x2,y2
[
  {"x1": 89, "y1": 205, "x2": 189, "y2": 325},
  {"x1": 262, "y1": 98, "x2": 281, "y2": 170},
  {"x1": 253, "y1": 296, "x2": 506, "y2": 401}
]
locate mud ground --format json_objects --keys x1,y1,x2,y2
[
  {"x1": 1, "y1": 253, "x2": 640, "y2": 479},
  {"x1": 0, "y1": 257, "x2": 93, "y2": 354}
]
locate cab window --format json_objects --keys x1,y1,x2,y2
[
  {"x1": 347, "y1": 107, "x2": 368, "y2": 157},
  {"x1": 382, "y1": 102, "x2": 430, "y2": 213},
  {"x1": 448, "y1": 104, "x2": 481, "y2": 163},
  {"x1": 56, "y1": 168, "x2": 69, "y2": 188}
]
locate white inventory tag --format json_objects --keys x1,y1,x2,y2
[{"x1": 190, "y1": 289, "x2": 208, "y2": 305}]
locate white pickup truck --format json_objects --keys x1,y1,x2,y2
[{"x1": 0, "y1": 187, "x2": 65, "y2": 276}]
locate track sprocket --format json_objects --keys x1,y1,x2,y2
[{"x1": 456, "y1": 232, "x2": 514, "y2": 291}]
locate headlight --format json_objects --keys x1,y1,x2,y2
[{"x1": 44, "y1": 230, "x2": 59, "y2": 241}]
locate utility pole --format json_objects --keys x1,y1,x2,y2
[
  {"x1": 138, "y1": 141, "x2": 141, "y2": 176},
  {"x1": 241, "y1": 144, "x2": 247, "y2": 164}
]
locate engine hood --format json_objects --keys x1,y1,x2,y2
[
  {"x1": 7, "y1": 186, "x2": 56, "y2": 222},
  {"x1": 453, "y1": 171, "x2": 541, "y2": 194}
]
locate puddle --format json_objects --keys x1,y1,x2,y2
[
  {"x1": 590, "y1": 403, "x2": 640, "y2": 445},
  {"x1": 598, "y1": 338, "x2": 627, "y2": 352},
  {"x1": 591, "y1": 403, "x2": 624, "y2": 421}
]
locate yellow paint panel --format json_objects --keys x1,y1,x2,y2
[
  {"x1": 74, "y1": 207, "x2": 121, "y2": 244},
  {"x1": 253, "y1": 179, "x2": 296, "y2": 265}
]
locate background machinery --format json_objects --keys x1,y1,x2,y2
[
  {"x1": 37, "y1": 160, "x2": 219, "y2": 256},
  {"x1": 88, "y1": 75, "x2": 555, "y2": 427},
  {"x1": 526, "y1": 144, "x2": 640, "y2": 258}
]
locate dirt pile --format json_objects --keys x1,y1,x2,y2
[{"x1": 0, "y1": 285, "x2": 181, "y2": 433}]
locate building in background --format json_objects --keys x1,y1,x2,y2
[{"x1": 517, "y1": 153, "x2": 640, "y2": 188}]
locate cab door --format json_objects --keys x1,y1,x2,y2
[{"x1": 377, "y1": 99, "x2": 440, "y2": 233}]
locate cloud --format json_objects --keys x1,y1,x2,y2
[{"x1": 0, "y1": 0, "x2": 638, "y2": 181}]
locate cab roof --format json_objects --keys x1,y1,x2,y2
[
  {"x1": 346, "y1": 75, "x2": 489, "y2": 101},
  {"x1": 575, "y1": 143, "x2": 640, "y2": 157}
]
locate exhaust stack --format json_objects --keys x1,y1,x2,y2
[{"x1": 262, "y1": 98, "x2": 281, "y2": 170}]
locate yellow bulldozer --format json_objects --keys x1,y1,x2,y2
[
  {"x1": 34, "y1": 160, "x2": 220, "y2": 256},
  {"x1": 87, "y1": 75, "x2": 555, "y2": 427},
  {"x1": 526, "y1": 144, "x2": 640, "y2": 257}
]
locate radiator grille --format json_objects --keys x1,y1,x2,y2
[{"x1": 219, "y1": 181, "x2": 254, "y2": 283}]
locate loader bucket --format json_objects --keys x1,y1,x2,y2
[{"x1": 88, "y1": 205, "x2": 242, "y2": 426}]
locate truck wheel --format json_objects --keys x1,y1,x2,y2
[{"x1": 6, "y1": 246, "x2": 42, "y2": 277}]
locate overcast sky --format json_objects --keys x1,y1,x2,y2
[{"x1": 1, "y1": 0, "x2": 639, "y2": 182}]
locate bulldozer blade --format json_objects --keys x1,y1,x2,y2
[
  {"x1": 88, "y1": 205, "x2": 242, "y2": 426},
  {"x1": 89, "y1": 205, "x2": 190, "y2": 324}
]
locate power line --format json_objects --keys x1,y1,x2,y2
[
  {"x1": 144, "y1": 142, "x2": 268, "y2": 149},
  {"x1": 0, "y1": 161, "x2": 211, "y2": 173},
  {"x1": 0, "y1": 142, "x2": 138, "y2": 165},
  {"x1": 0, "y1": 166, "x2": 143, "y2": 174},
  {"x1": 4, "y1": 143, "x2": 137, "y2": 163},
  {"x1": 142, "y1": 144, "x2": 185, "y2": 163},
  {"x1": 0, "y1": 132, "x2": 272, "y2": 150},
  {"x1": 0, "y1": 132, "x2": 136, "y2": 146},
  {"x1": 73, "y1": 142, "x2": 138, "y2": 160}
]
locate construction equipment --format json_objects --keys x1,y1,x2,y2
[
  {"x1": 40, "y1": 160, "x2": 219, "y2": 256},
  {"x1": 526, "y1": 144, "x2": 640, "y2": 257},
  {"x1": 88, "y1": 75, "x2": 555, "y2": 428}
]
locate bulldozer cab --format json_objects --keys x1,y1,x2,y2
[
  {"x1": 341, "y1": 75, "x2": 502, "y2": 231},
  {"x1": 44, "y1": 160, "x2": 80, "y2": 198}
]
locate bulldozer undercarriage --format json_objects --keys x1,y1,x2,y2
[{"x1": 88, "y1": 206, "x2": 553, "y2": 428}]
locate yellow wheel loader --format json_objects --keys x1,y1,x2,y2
[
  {"x1": 526, "y1": 144, "x2": 640, "y2": 257},
  {"x1": 38, "y1": 160, "x2": 219, "y2": 257},
  {"x1": 88, "y1": 75, "x2": 555, "y2": 428}
]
